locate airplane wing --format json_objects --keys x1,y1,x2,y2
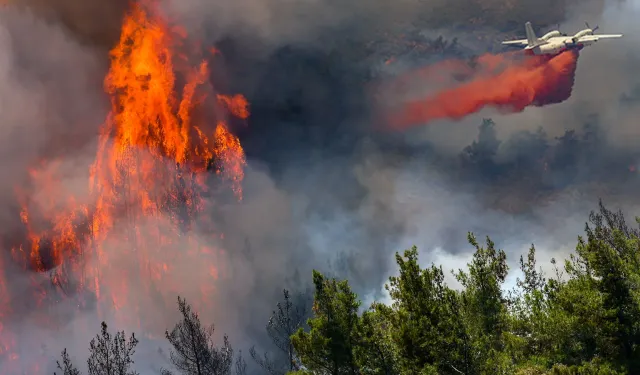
[
  {"x1": 501, "y1": 39, "x2": 528, "y2": 45},
  {"x1": 576, "y1": 34, "x2": 623, "y2": 42}
]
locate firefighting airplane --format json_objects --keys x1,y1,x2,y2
[{"x1": 501, "y1": 21, "x2": 622, "y2": 55}]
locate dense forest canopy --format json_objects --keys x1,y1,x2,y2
[{"x1": 55, "y1": 201, "x2": 640, "y2": 374}]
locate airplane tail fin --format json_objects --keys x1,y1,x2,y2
[{"x1": 525, "y1": 22, "x2": 538, "y2": 47}]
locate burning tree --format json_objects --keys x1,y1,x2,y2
[{"x1": 0, "y1": 0, "x2": 249, "y2": 371}]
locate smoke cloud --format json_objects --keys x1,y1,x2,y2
[{"x1": 1, "y1": 0, "x2": 639, "y2": 374}]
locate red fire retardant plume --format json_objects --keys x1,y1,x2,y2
[{"x1": 387, "y1": 50, "x2": 579, "y2": 129}]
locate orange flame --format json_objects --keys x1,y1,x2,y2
[
  {"x1": 88, "y1": 0, "x2": 248, "y2": 324},
  {"x1": 1, "y1": 0, "x2": 248, "y2": 366}
]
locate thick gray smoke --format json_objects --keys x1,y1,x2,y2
[
  {"x1": 0, "y1": 4, "x2": 108, "y2": 374},
  {"x1": 1, "y1": 0, "x2": 639, "y2": 374}
]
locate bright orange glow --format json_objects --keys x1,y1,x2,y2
[
  {"x1": 0, "y1": 0, "x2": 248, "y2": 368},
  {"x1": 217, "y1": 94, "x2": 250, "y2": 120}
]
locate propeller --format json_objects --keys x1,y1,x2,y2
[
  {"x1": 585, "y1": 21, "x2": 599, "y2": 32},
  {"x1": 568, "y1": 21, "x2": 599, "y2": 44}
]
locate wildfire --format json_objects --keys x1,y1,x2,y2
[{"x1": 0, "y1": 0, "x2": 248, "y2": 371}]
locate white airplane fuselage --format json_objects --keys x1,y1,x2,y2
[
  {"x1": 502, "y1": 22, "x2": 622, "y2": 56},
  {"x1": 524, "y1": 38, "x2": 586, "y2": 56}
]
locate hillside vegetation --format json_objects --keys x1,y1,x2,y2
[{"x1": 55, "y1": 201, "x2": 640, "y2": 374}]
